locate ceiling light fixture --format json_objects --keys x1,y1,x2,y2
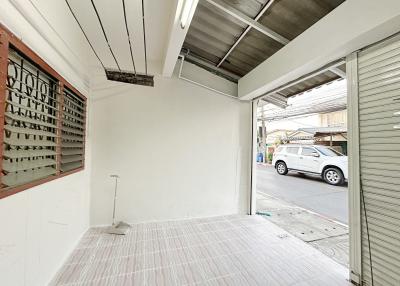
[{"x1": 180, "y1": 0, "x2": 194, "y2": 29}]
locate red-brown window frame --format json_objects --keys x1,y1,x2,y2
[{"x1": 0, "y1": 24, "x2": 87, "y2": 200}]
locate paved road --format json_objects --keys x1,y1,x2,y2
[{"x1": 256, "y1": 164, "x2": 348, "y2": 225}]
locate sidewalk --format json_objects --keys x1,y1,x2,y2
[{"x1": 257, "y1": 192, "x2": 349, "y2": 267}]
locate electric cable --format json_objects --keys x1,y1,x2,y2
[
  {"x1": 122, "y1": 0, "x2": 137, "y2": 75},
  {"x1": 141, "y1": 0, "x2": 148, "y2": 75},
  {"x1": 90, "y1": 0, "x2": 121, "y2": 71},
  {"x1": 65, "y1": 0, "x2": 106, "y2": 70}
]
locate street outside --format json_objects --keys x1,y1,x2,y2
[
  {"x1": 256, "y1": 164, "x2": 349, "y2": 267},
  {"x1": 256, "y1": 164, "x2": 348, "y2": 224}
]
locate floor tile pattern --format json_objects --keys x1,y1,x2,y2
[{"x1": 50, "y1": 215, "x2": 350, "y2": 286}]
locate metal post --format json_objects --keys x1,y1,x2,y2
[
  {"x1": 262, "y1": 120, "x2": 267, "y2": 163},
  {"x1": 110, "y1": 174, "x2": 120, "y2": 226},
  {"x1": 347, "y1": 52, "x2": 362, "y2": 285}
]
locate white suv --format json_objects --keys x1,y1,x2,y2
[{"x1": 272, "y1": 144, "x2": 348, "y2": 186}]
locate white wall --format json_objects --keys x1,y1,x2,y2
[
  {"x1": 89, "y1": 65, "x2": 251, "y2": 225},
  {"x1": 239, "y1": 0, "x2": 400, "y2": 99},
  {"x1": 0, "y1": 169, "x2": 91, "y2": 286},
  {"x1": 0, "y1": 1, "x2": 93, "y2": 285}
]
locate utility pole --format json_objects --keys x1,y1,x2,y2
[{"x1": 261, "y1": 119, "x2": 267, "y2": 163}]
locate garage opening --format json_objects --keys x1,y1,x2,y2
[{"x1": 254, "y1": 61, "x2": 350, "y2": 268}]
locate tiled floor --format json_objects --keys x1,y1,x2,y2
[{"x1": 50, "y1": 215, "x2": 350, "y2": 286}]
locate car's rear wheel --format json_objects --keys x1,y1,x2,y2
[
  {"x1": 276, "y1": 161, "x2": 288, "y2": 175},
  {"x1": 323, "y1": 167, "x2": 344, "y2": 186}
]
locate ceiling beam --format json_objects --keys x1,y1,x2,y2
[
  {"x1": 203, "y1": 0, "x2": 289, "y2": 45},
  {"x1": 217, "y1": 0, "x2": 275, "y2": 67},
  {"x1": 162, "y1": 0, "x2": 199, "y2": 77},
  {"x1": 183, "y1": 52, "x2": 240, "y2": 81},
  {"x1": 329, "y1": 67, "x2": 346, "y2": 78}
]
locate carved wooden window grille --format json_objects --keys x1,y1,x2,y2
[{"x1": 0, "y1": 25, "x2": 86, "y2": 199}]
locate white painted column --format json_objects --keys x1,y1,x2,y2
[
  {"x1": 249, "y1": 100, "x2": 259, "y2": 215},
  {"x1": 346, "y1": 52, "x2": 362, "y2": 285}
]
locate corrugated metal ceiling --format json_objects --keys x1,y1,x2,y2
[{"x1": 183, "y1": 0, "x2": 346, "y2": 96}]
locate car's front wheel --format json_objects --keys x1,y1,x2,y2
[
  {"x1": 276, "y1": 161, "x2": 288, "y2": 175},
  {"x1": 323, "y1": 167, "x2": 344, "y2": 186}
]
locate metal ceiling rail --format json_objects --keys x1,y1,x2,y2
[
  {"x1": 203, "y1": 0, "x2": 289, "y2": 45},
  {"x1": 182, "y1": 51, "x2": 241, "y2": 81},
  {"x1": 329, "y1": 67, "x2": 346, "y2": 78},
  {"x1": 253, "y1": 58, "x2": 346, "y2": 102},
  {"x1": 178, "y1": 55, "x2": 238, "y2": 99},
  {"x1": 217, "y1": 0, "x2": 276, "y2": 68}
]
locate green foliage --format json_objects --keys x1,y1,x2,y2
[{"x1": 268, "y1": 152, "x2": 273, "y2": 163}]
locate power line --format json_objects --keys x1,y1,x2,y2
[
  {"x1": 90, "y1": 0, "x2": 121, "y2": 71},
  {"x1": 65, "y1": 0, "x2": 105, "y2": 70},
  {"x1": 122, "y1": 0, "x2": 136, "y2": 74}
]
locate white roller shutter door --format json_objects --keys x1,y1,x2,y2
[{"x1": 357, "y1": 34, "x2": 400, "y2": 286}]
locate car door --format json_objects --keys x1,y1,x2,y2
[
  {"x1": 284, "y1": 146, "x2": 301, "y2": 169},
  {"x1": 299, "y1": 147, "x2": 322, "y2": 173}
]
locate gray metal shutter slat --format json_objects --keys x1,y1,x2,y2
[
  {"x1": 61, "y1": 126, "x2": 84, "y2": 135},
  {"x1": 360, "y1": 143, "x2": 400, "y2": 151},
  {"x1": 64, "y1": 95, "x2": 84, "y2": 110},
  {"x1": 62, "y1": 119, "x2": 84, "y2": 129},
  {"x1": 64, "y1": 112, "x2": 85, "y2": 123},
  {"x1": 358, "y1": 35, "x2": 400, "y2": 286},
  {"x1": 6, "y1": 100, "x2": 58, "y2": 120},
  {"x1": 61, "y1": 161, "x2": 82, "y2": 172},
  {"x1": 359, "y1": 75, "x2": 400, "y2": 92},
  {"x1": 360, "y1": 117, "x2": 399, "y2": 127},
  {"x1": 358, "y1": 38, "x2": 400, "y2": 63},
  {"x1": 63, "y1": 105, "x2": 85, "y2": 118},
  {"x1": 3, "y1": 159, "x2": 56, "y2": 172},
  {"x1": 362, "y1": 168, "x2": 399, "y2": 178},
  {"x1": 4, "y1": 137, "x2": 57, "y2": 147},
  {"x1": 360, "y1": 68, "x2": 400, "y2": 86},
  {"x1": 6, "y1": 87, "x2": 59, "y2": 111},
  {"x1": 3, "y1": 149, "x2": 56, "y2": 159},
  {"x1": 4, "y1": 125, "x2": 58, "y2": 137},
  {"x1": 359, "y1": 81, "x2": 400, "y2": 98},
  {"x1": 61, "y1": 142, "x2": 83, "y2": 148},
  {"x1": 61, "y1": 155, "x2": 83, "y2": 164},
  {"x1": 360, "y1": 136, "x2": 400, "y2": 144},
  {"x1": 360, "y1": 103, "x2": 397, "y2": 117},
  {"x1": 2, "y1": 167, "x2": 56, "y2": 187},
  {"x1": 61, "y1": 134, "x2": 84, "y2": 141},
  {"x1": 363, "y1": 180, "x2": 399, "y2": 193},
  {"x1": 5, "y1": 112, "x2": 58, "y2": 129},
  {"x1": 61, "y1": 148, "x2": 84, "y2": 156},
  {"x1": 360, "y1": 90, "x2": 400, "y2": 105},
  {"x1": 361, "y1": 150, "x2": 400, "y2": 157},
  {"x1": 359, "y1": 57, "x2": 400, "y2": 78}
]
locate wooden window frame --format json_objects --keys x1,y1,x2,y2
[{"x1": 0, "y1": 24, "x2": 86, "y2": 200}]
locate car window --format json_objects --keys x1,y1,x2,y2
[
  {"x1": 315, "y1": 146, "x2": 343, "y2": 156},
  {"x1": 301, "y1": 147, "x2": 318, "y2": 156},
  {"x1": 286, "y1": 147, "x2": 299, "y2": 154}
]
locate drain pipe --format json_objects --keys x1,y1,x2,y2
[{"x1": 178, "y1": 55, "x2": 238, "y2": 99}]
